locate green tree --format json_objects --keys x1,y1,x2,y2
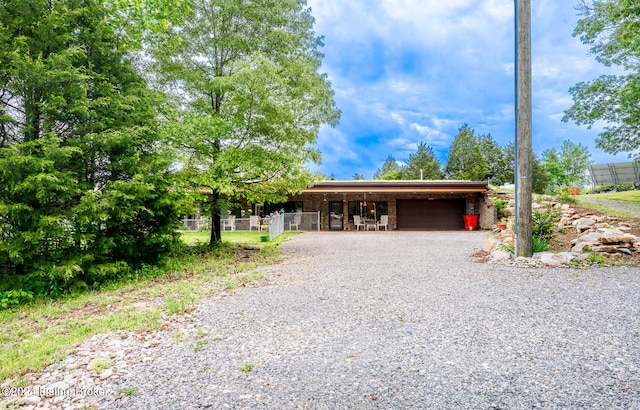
[
  {"x1": 444, "y1": 124, "x2": 488, "y2": 180},
  {"x1": 0, "y1": 0, "x2": 184, "y2": 289},
  {"x1": 353, "y1": 173, "x2": 365, "y2": 180},
  {"x1": 503, "y1": 141, "x2": 516, "y2": 185},
  {"x1": 541, "y1": 140, "x2": 592, "y2": 193},
  {"x1": 373, "y1": 155, "x2": 401, "y2": 180},
  {"x1": 531, "y1": 154, "x2": 549, "y2": 194},
  {"x1": 401, "y1": 142, "x2": 443, "y2": 180},
  {"x1": 563, "y1": 0, "x2": 640, "y2": 158},
  {"x1": 151, "y1": 0, "x2": 339, "y2": 245},
  {"x1": 503, "y1": 143, "x2": 546, "y2": 193},
  {"x1": 479, "y1": 135, "x2": 511, "y2": 186}
]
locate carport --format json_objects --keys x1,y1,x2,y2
[{"x1": 288, "y1": 181, "x2": 491, "y2": 231}]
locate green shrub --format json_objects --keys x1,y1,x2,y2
[
  {"x1": 499, "y1": 243, "x2": 515, "y2": 254},
  {"x1": 555, "y1": 187, "x2": 578, "y2": 203},
  {"x1": 532, "y1": 205, "x2": 562, "y2": 243},
  {"x1": 532, "y1": 236, "x2": 551, "y2": 253},
  {"x1": 493, "y1": 199, "x2": 507, "y2": 217},
  {"x1": 0, "y1": 290, "x2": 34, "y2": 310}
]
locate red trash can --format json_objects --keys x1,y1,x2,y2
[{"x1": 463, "y1": 214, "x2": 479, "y2": 231}]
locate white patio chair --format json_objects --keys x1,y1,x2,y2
[
  {"x1": 377, "y1": 215, "x2": 389, "y2": 231},
  {"x1": 249, "y1": 215, "x2": 261, "y2": 231},
  {"x1": 289, "y1": 213, "x2": 302, "y2": 230},
  {"x1": 222, "y1": 215, "x2": 236, "y2": 231},
  {"x1": 353, "y1": 215, "x2": 365, "y2": 231}
]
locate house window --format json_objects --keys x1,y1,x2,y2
[
  {"x1": 264, "y1": 201, "x2": 303, "y2": 214},
  {"x1": 348, "y1": 201, "x2": 387, "y2": 222}
]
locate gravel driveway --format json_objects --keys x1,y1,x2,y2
[{"x1": 101, "y1": 231, "x2": 640, "y2": 409}]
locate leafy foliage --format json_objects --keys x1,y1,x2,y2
[
  {"x1": 0, "y1": 289, "x2": 34, "y2": 309},
  {"x1": 480, "y1": 136, "x2": 512, "y2": 186},
  {"x1": 541, "y1": 140, "x2": 592, "y2": 193},
  {"x1": 401, "y1": 142, "x2": 443, "y2": 180},
  {"x1": 444, "y1": 124, "x2": 489, "y2": 181},
  {"x1": 373, "y1": 155, "x2": 402, "y2": 180},
  {"x1": 563, "y1": 0, "x2": 640, "y2": 158},
  {"x1": 532, "y1": 205, "x2": 562, "y2": 244},
  {"x1": 532, "y1": 236, "x2": 551, "y2": 253},
  {"x1": 493, "y1": 199, "x2": 507, "y2": 217},
  {"x1": 149, "y1": 0, "x2": 339, "y2": 244},
  {"x1": 0, "y1": 0, "x2": 186, "y2": 295}
]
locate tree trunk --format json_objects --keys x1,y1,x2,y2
[{"x1": 209, "y1": 190, "x2": 222, "y2": 246}]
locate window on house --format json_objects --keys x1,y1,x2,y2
[{"x1": 348, "y1": 201, "x2": 387, "y2": 222}]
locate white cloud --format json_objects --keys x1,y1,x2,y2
[{"x1": 305, "y1": 0, "x2": 624, "y2": 178}]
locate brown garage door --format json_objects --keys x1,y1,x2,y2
[{"x1": 397, "y1": 199, "x2": 466, "y2": 230}]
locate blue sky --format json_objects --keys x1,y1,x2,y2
[{"x1": 305, "y1": 0, "x2": 627, "y2": 180}]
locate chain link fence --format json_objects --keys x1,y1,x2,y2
[{"x1": 181, "y1": 212, "x2": 320, "y2": 233}]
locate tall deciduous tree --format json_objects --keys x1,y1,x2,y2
[
  {"x1": 444, "y1": 124, "x2": 488, "y2": 181},
  {"x1": 401, "y1": 142, "x2": 443, "y2": 180},
  {"x1": 563, "y1": 0, "x2": 640, "y2": 158},
  {"x1": 150, "y1": 0, "x2": 339, "y2": 245},
  {"x1": 0, "y1": 0, "x2": 184, "y2": 287},
  {"x1": 541, "y1": 140, "x2": 592, "y2": 192}
]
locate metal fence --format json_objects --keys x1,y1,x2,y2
[
  {"x1": 268, "y1": 214, "x2": 284, "y2": 241},
  {"x1": 181, "y1": 212, "x2": 320, "y2": 233}
]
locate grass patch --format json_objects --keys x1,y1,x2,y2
[
  {"x1": 239, "y1": 363, "x2": 255, "y2": 373},
  {"x1": 87, "y1": 356, "x2": 112, "y2": 374},
  {"x1": 180, "y1": 231, "x2": 268, "y2": 245},
  {"x1": 575, "y1": 201, "x2": 637, "y2": 218},
  {"x1": 580, "y1": 190, "x2": 640, "y2": 202},
  {"x1": 0, "y1": 233, "x2": 298, "y2": 383}
]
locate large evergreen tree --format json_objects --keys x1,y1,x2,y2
[
  {"x1": 479, "y1": 135, "x2": 511, "y2": 186},
  {"x1": 401, "y1": 142, "x2": 443, "y2": 180},
  {"x1": 563, "y1": 0, "x2": 640, "y2": 158},
  {"x1": 444, "y1": 124, "x2": 488, "y2": 181},
  {"x1": 0, "y1": 0, "x2": 184, "y2": 288},
  {"x1": 373, "y1": 155, "x2": 401, "y2": 180},
  {"x1": 150, "y1": 0, "x2": 339, "y2": 245}
]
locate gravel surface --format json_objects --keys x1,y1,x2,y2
[
  {"x1": 100, "y1": 231, "x2": 640, "y2": 409},
  {"x1": 578, "y1": 197, "x2": 640, "y2": 216}
]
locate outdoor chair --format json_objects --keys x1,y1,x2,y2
[
  {"x1": 353, "y1": 215, "x2": 365, "y2": 231},
  {"x1": 249, "y1": 215, "x2": 261, "y2": 231},
  {"x1": 377, "y1": 215, "x2": 389, "y2": 231},
  {"x1": 222, "y1": 215, "x2": 236, "y2": 231},
  {"x1": 289, "y1": 213, "x2": 302, "y2": 230}
]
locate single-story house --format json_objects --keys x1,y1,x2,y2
[{"x1": 281, "y1": 181, "x2": 492, "y2": 231}]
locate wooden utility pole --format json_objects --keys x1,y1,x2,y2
[{"x1": 515, "y1": 0, "x2": 532, "y2": 257}]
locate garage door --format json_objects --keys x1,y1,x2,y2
[{"x1": 397, "y1": 199, "x2": 466, "y2": 230}]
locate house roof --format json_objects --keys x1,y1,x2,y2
[{"x1": 303, "y1": 181, "x2": 489, "y2": 194}]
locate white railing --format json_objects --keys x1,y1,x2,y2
[
  {"x1": 181, "y1": 212, "x2": 320, "y2": 233},
  {"x1": 181, "y1": 218, "x2": 211, "y2": 231}
]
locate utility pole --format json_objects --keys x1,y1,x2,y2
[{"x1": 515, "y1": 0, "x2": 532, "y2": 257}]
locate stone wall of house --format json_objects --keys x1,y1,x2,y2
[{"x1": 290, "y1": 192, "x2": 491, "y2": 231}]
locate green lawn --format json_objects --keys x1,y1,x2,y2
[
  {"x1": 180, "y1": 231, "x2": 267, "y2": 245},
  {"x1": 580, "y1": 190, "x2": 640, "y2": 203}
]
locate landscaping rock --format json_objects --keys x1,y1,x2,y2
[
  {"x1": 482, "y1": 237, "x2": 500, "y2": 253},
  {"x1": 536, "y1": 252, "x2": 577, "y2": 266},
  {"x1": 490, "y1": 249, "x2": 511, "y2": 261},
  {"x1": 598, "y1": 230, "x2": 637, "y2": 244},
  {"x1": 575, "y1": 217, "x2": 597, "y2": 233}
]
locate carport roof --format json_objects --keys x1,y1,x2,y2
[{"x1": 303, "y1": 181, "x2": 489, "y2": 194}]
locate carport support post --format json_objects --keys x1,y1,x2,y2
[{"x1": 515, "y1": 0, "x2": 533, "y2": 257}]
